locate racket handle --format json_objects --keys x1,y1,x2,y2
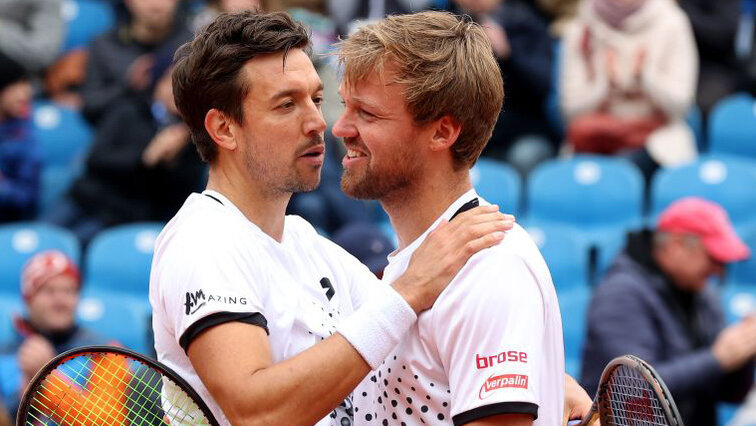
[{"x1": 567, "y1": 421, "x2": 581, "y2": 425}]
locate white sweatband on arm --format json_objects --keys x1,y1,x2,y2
[{"x1": 337, "y1": 284, "x2": 417, "y2": 370}]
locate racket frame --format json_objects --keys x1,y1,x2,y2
[
  {"x1": 16, "y1": 345, "x2": 220, "y2": 426},
  {"x1": 575, "y1": 354, "x2": 684, "y2": 426}
]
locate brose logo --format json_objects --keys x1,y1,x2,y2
[
  {"x1": 184, "y1": 290, "x2": 248, "y2": 315},
  {"x1": 476, "y1": 351, "x2": 528, "y2": 369},
  {"x1": 479, "y1": 374, "x2": 528, "y2": 400}
]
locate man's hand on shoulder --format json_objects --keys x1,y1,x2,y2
[{"x1": 393, "y1": 205, "x2": 514, "y2": 313}]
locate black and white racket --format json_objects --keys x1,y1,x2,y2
[
  {"x1": 569, "y1": 355, "x2": 684, "y2": 426},
  {"x1": 17, "y1": 345, "x2": 219, "y2": 426}
]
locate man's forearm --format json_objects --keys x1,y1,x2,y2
[{"x1": 207, "y1": 332, "x2": 370, "y2": 425}]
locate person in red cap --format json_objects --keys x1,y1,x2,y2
[
  {"x1": 580, "y1": 197, "x2": 756, "y2": 426},
  {"x1": 0, "y1": 250, "x2": 113, "y2": 420}
]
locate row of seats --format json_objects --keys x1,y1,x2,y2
[{"x1": 0, "y1": 223, "x2": 160, "y2": 354}]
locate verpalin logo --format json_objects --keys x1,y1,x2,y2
[
  {"x1": 185, "y1": 290, "x2": 206, "y2": 315},
  {"x1": 478, "y1": 374, "x2": 528, "y2": 400}
]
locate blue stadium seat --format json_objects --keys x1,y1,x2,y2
[
  {"x1": 721, "y1": 283, "x2": 756, "y2": 325},
  {"x1": 84, "y1": 223, "x2": 163, "y2": 295},
  {"x1": 525, "y1": 225, "x2": 589, "y2": 293},
  {"x1": 32, "y1": 101, "x2": 93, "y2": 167},
  {"x1": 527, "y1": 155, "x2": 645, "y2": 249},
  {"x1": 77, "y1": 291, "x2": 151, "y2": 354},
  {"x1": 708, "y1": 93, "x2": 756, "y2": 160},
  {"x1": 37, "y1": 164, "x2": 83, "y2": 218},
  {"x1": 470, "y1": 158, "x2": 522, "y2": 216},
  {"x1": 595, "y1": 231, "x2": 628, "y2": 279},
  {"x1": 0, "y1": 223, "x2": 79, "y2": 297},
  {"x1": 650, "y1": 155, "x2": 756, "y2": 232},
  {"x1": 559, "y1": 286, "x2": 591, "y2": 378},
  {"x1": 0, "y1": 297, "x2": 23, "y2": 346},
  {"x1": 61, "y1": 0, "x2": 116, "y2": 52},
  {"x1": 687, "y1": 105, "x2": 705, "y2": 153}
]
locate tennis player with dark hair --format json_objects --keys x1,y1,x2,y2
[
  {"x1": 334, "y1": 12, "x2": 565, "y2": 425},
  {"x1": 149, "y1": 11, "x2": 513, "y2": 425}
]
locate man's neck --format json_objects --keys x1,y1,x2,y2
[
  {"x1": 206, "y1": 164, "x2": 290, "y2": 242},
  {"x1": 382, "y1": 169, "x2": 472, "y2": 250}
]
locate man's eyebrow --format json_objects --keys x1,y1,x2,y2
[{"x1": 271, "y1": 83, "x2": 324, "y2": 100}]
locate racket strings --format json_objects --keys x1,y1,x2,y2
[
  {"x1": 25, "y1": 353, "x2": 213, "y2": 425},
  {"x1": 602, "y1": 365, "x2": 668, "y2": 426}
]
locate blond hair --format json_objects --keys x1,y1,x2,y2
[{"x1": 336, "y1": 11, "x2": 504, "y2": 169}]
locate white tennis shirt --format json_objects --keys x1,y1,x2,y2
[
  {"x1": 353, "y1": 189, "x2": 565, "y2": 425},
  {"x1": 150, "y1": 190, "x2": 382, "y2": 425}
]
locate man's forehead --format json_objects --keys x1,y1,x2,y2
[{"x1": 242, "y1": 50, "x2": 321, "y2": 91}]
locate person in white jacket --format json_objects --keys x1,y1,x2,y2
[{"x1": 560, "y1": 0, "x2": 699, "y2": 179}]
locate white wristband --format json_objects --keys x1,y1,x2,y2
[{"x1": 337, "y1": 285, "x2": 417, "y2": 370}]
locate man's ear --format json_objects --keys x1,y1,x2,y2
[
  {"x1": 428, "y1": 115, "x2": 462, "y2": 152},
  {"x1": 205, "y1": 108, "x2": 238, "y2": 151}
]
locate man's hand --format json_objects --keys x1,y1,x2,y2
[
  {"x1": 713, "y1": 315, "x2": 756, "y2": 372},
  {"x1": 127, "y1": 55, "x2": 154, "y2": 92},
  {"x1": 393, "y1": 205, "x2": 514, "y2": 313},
  {"x1": 18, "y1": 335, "x2": 56, "y2": 387},
  {"x1": 564, "y1": 374, "x2": 596, "y2": 425},
  {"x1": 142, "y1": 124, "x2": 190, "y2": 167}
]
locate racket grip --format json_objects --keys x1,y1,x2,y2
[{"x1": 567, "y1": 421, "x2": 581, "y2": 426}]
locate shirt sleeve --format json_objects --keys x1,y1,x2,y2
[
  {"x1": 156, "y1": 229, "x2": 269, "y2": 353},
  {"x1": 431, "y1": 253, "x2": 546, "y2": 424}
]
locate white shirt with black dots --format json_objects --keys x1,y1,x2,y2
[
  {"x1": 150, "y1": 190, "x2": 382, "y2": 426},
  {"x1": 353, "y1": 189, "x2": 565, "y2": 425}
]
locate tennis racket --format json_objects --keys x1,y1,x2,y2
[
  {"x1": 568, "y1": 355, "x2": 684, "y2": 426},
  {"x1": 17, "y1": 345, "x2": 219, "y2": 426}
]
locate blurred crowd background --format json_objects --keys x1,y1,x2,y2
[{"x1": 1, "y1": 0, "x2": 756, "y2": 424}]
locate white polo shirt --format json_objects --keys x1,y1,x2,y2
[
  {"x1": 353, "y1": 189, "x2": 565, "y2": 425},
  {"x1": 150, "y1": 190, "x2": 382, "y2": 425}
]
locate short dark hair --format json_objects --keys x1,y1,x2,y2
[{"x1": 172, "y1": 11, "x2": 310, "y2": 163}]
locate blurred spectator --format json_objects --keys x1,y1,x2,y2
[
  {"x1": 191, "y1": 0, "x2": 262, "y2": 32},
  {"x1": 328, "y1": 0, "x2": 432, "y2": 36},
  {"x1": 533, "y1": 0, "x2": 579, "y2": 36},
  {"x1": 0, "y1": 401, "x2": 8, "y2": 426},
  {"x1": 81, "y1": 0, "x2": 191, "y2": 125},
  {"x1": 0, "y1": 251, "x2": 114, "y2": 419},
  {"x1": 581, "y1": 198, "x2": 755, "y2": 426},
  {"x1": 561, "y1": 0, "x2": 698, "y2": 181},
  {"x1": 332, "y1": 222, "x2": 394, "y2": 278},
  {"x1": 678, "y1": 0, "x2": 742, "y2": 114},
  {"x1": 0, "y1": 53, "x2": 41, "y2": 223},
  {"x1": 43, "y1": 49, "x2": 89, "y2": 109},
  {"x1": 449, "y1": 0, "x2": 556, "y2": 176},
  {"x1": 46, "y1": 53, "x2": 205, "y2": 246},
  {"x1": 0, "y1": 0, "x2": 64, "y2": 73}
]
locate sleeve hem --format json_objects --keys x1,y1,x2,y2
[
  {"x1": 179, "y1": 311, "x2": 268, "y2": 353},
  {"x1": 452, "y1": 401, "x2": 538, "y2": 425}
]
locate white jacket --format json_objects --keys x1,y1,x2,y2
[{"x1": 560, "y1": 0, "x2": 699, "y2": 166}]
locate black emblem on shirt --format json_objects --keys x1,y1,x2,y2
[
  {"x1": 185, "y1": 290, "x2": 207, "y2": 315},
  {"x1": 320, "y1": 277, "x2": 335, "y2": 300}
]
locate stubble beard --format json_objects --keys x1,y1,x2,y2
[
  {"x1": 341, "y1": 157, "x2": 419, "y2": 200},
  {"x1": 243, "y1": 143, "x2": 321, "y2": 195}
]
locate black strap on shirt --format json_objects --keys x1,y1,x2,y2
[
  {"x1": 179, "y1": 311, "x2": 268, "y2": 353},
  {"x1": 453, "y1": 401, "x2": 538, "y2": 425},
  {"x1": 450, "y1": 198, "x2": 479, "y2": 221},
  {"x1": 204, "y1": 193, "x2": 224, "y2": 206}
]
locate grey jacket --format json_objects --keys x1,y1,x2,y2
[
  {"x1": 580, "y1": 230, "x2": 754, "y2": 426},
  {"x1": 0, "y1": 0, "x2": 63, "y2": 71}
]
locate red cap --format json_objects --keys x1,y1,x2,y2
[
  {"x1": 657, "y1": 197, "x2": 751, "y2": 263},
  {"x1": 21, "y1": 250, "x2": 81, "y2": 302}
]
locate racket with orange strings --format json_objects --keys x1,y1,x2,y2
[
  {"x1": 17, "y1": 345, "x2": 218, "y2": 426},
  {"x1": 569, "y1": 355, "x2": 684, "y2": 426}
]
